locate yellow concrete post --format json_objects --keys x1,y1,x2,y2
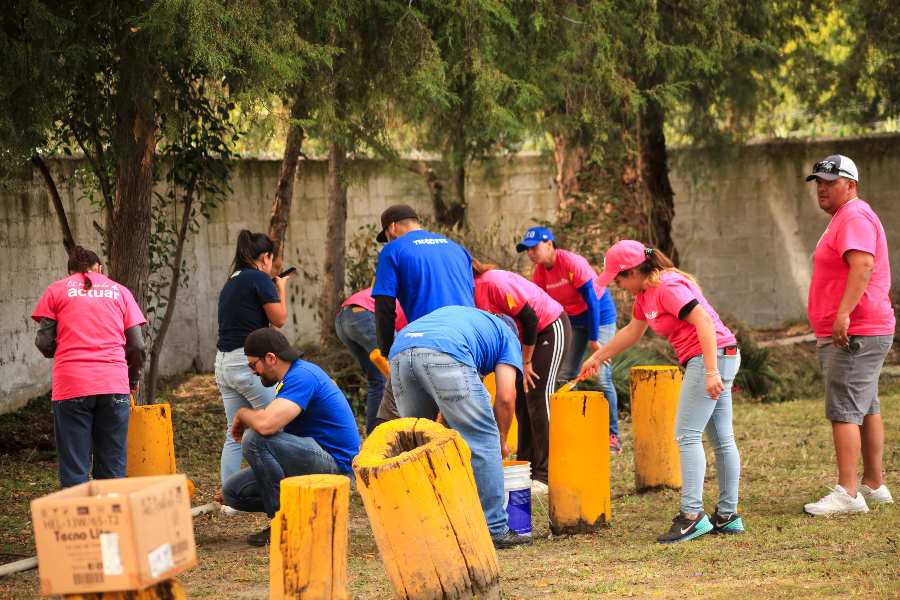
[
  {"x1": 64, "y1": 579, "x2": 185, "y2": 600},
  {"x1": 630, "y1": 366, "x2": 682, "y2": 491},
  {"x1": 270, "y1": 475, "x2": 350, "y2": 600},
  {"x1": 127, "y1": 398, "x2": 177, "y2": 478},
  {"x1": 548, "y1": 388, "x2": 611, "y2": 534},
  {"x1": 354, "y1": 418, "x2": 500, "y2": 600}
]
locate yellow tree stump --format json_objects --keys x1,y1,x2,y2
[
  {"x1": 127, "y1": 399, "x2": 177, "y2": 478},
  {"x1": 270, "y1": 475, "x2": 350, "y2": 600},
  {"x1": 64, "y1": 579, "x2": 185, "y2": 600},
  {"x1": 354, "y1": 418, "x2": 500, "y2": 600},
  {"x1": 631, "y1": 366, "x2": 682, "y2": 491},
  {"x1": 548, "y1": 388, "x2": 611, "y2": 534}
]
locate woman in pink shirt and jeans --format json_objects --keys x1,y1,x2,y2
[
  {"x1": 32, "y1": 246, "x2": 147, "y2": 488},
  {"x1": 580, "y1": 240, "x2": 743, "y2": 543}
]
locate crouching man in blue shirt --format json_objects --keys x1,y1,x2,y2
[
  {"x1": 389, "y1": 305, "x2": 531, "y2": 549},
  {"x1": 224, "y1": 328, "x2": 361, "y2": 546}
]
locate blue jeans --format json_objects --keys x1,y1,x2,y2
[
  {"x1": 334, "y1": 307, "x2": 385, "y2": 434},
  {"x1": 215, "y1": 348, "x2": 275, "y2": 485},
  {"x1": 222, "y1": 430, "x2": 345, "y2": 518},
  {"x1": 390, "y1": 348, "x2": 508, "y2": 536},
  {"x1": 52, "y1": 394, "x2": 130, "y2": 488},
  {"x1": 676, "y1": 350, "x2": 742, "y2": 515},
  {"x1": 559, "y1": 322, "x2": 620, "y2": 436}
]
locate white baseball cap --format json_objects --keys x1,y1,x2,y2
[{"x1": 806, "y1": 154, "x2": 859, "y2": 183}]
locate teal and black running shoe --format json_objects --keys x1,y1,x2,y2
[
  {"x1": 711, "y1": 509, "x2": 745, "y2": 535},
  {"x1": 657, "y1": 512, "x2": 713, "y2": 544}
]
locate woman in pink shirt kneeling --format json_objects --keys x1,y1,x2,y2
[
  {"x1": 579, "y1": 240, "x2": 743, "y2": 544},
  {"x1": 32, "y1": 246, "x2": 147, "y2": 488},
  {"x1": 473, "y1": 260, "x2": 570, "y2": 491}
]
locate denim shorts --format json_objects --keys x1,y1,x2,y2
[{"x1": 817, "y1": 335, "x2": 893, "y2": 425}]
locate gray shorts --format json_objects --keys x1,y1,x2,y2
[{"x1": 817, "y1": 335, "x2": 893, "y2": 424}]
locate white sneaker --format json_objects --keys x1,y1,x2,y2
[
  {"x1": 531, "y1": 480, "x2": 549, "y2": 496},
  {"x1": 859, "y1": 484, "x2": 894, "y2": 505},
  {"x1": 220, "y1": 505, "x2": 243, "y2": 517},
  {"x1": 804, "y1": 485, "x2": 869, "y2": 516}
]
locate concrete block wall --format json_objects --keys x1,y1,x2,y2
[
  {"x1": 670, "y1": 135, "x2": 900, "y2": 327},
  {"x1": 1, "y1": 155, "x2": 557, "y2": 413}
]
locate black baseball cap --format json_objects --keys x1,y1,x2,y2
[
  {"x1": 376, "y1": 204, "x2": 419, "y2": 243},
  {"x1": 244, "y1": 328, "x2": 302, "y2": 362}
]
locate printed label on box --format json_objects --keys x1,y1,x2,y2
[
  {"x1": 148, "y1": 542, "x2": 174, "y2": 579},
  {"x1": 99, "y1": 533, "x2": 124, "y2": 576}
]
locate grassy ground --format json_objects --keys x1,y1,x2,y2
[{"x1": 1, "y1": 374, "x2": 898, "y2": 599}]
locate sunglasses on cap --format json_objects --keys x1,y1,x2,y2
[{"x1": 811, "y1": 160, "x2": 850, "y2": 177}]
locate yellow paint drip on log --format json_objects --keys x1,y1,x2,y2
[
  {"x1": 483, "y1": 372, "x2": 518, "y2": 456},
  {"x1": 270, "y1": 475, "x2": 350, "y2": 600},
  {"x1": 353, "y1": 418, "x2": 500, "y2": 600},
  {"x1": 127, "y1": 400, "x2": 177, "y2": 477},
  {"x1": 630, "y1": 366, "x2": 682, "y2": 490},
  {"x1": 64, "y1": 578, "x2": 186, "y2": 600},
  {"x1": 548, "y1": 389, "x2": 611, "y2": 534}
]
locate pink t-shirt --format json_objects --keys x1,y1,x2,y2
[
  {"x1": 32, "y1": 273, "x2": 146, "y2": 401},
  {"x1": 341, "y1": 287, "x2": 408, "y2": 330},
  {"x1": 632, "y1": 271, "x2": 736, "y2": 364},
  {"x1": 474, "y1": 269, "x2": 564, "y2": 336},
  {"x1": 808, "y1": 199, "x2": 895, "y2": 337},
  {"x1": 531, "y1": 249, "x2": 599, "y2": 316}
]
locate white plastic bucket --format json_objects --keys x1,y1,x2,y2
[{"x1": 503, "y1": 460, "x2": 532, "y2": 536}]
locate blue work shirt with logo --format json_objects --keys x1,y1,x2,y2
[
  {"x1": 373, "y1": 229, "x2": 474, "y2": 323},
  {"x1": 276, "y1": 360, "x2": 361, "y2": 473},
  {"x1": 389, "y1": 306, "x2": 523, "y2": 376}
]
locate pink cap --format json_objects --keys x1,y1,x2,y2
[{"x1": 596, "y1": 240, "x2": 648, "y2": 287}]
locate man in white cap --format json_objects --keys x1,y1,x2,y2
[{"x1": 803, "y1": 154, "x2": 895, "y2": 516}]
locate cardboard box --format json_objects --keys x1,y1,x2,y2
[{"x1": 31, "y1": 474, "x2": 197, "y2": 596}]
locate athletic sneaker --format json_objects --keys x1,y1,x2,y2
[
  {"x1": 657, "y1": 512, "x2": 713, "y2": 544},
  {"x1": 859, "y1": 484, "x2": 894, "y2": 505},
  {"x1": 710, "y1": 509, "x2": 745, "y2": 534},
  {"x1": 531, "y1": 480, "x2": 549, "y2": 496},
  {"x1": 610, "y1": 434, "x2": 623, "y2": 455},
  {"x1": 804, "y1": 485, "x2": 869, "y2": 516},
  {"x1": 491, "y1": 530, "x2": 532, "y2": 549},
  {"x1": 247, "y1": 526, "x2": 271, "y2": 547},
  {"x1": 221, "y1": 505, "x2": 243, "y2": 517}
]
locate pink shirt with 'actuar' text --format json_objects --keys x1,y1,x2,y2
[{"x1": 475, "y1": 269, "x2": 564, "y2": 336}]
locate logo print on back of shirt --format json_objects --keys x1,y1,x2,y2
[{"x1": 645, "y1": 311, "x2": 658, "y2": 320}]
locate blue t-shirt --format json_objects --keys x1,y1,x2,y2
[
  {"x1": 389, "y1": 306, "x2": 523, "y2": 376},
  {"x1": 372, "y1": 229, "x2": 474, "y2": 323},
  {"x1": 277, "y1": 360, "x2": 361, "y2": 473},
  {"x1": 217, "y1": 269, "x2": 280, "y2": 351}
]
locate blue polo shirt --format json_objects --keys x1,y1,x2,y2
[
  {"x1": 372, "y1": 229, "x2": 474, "y2": 322},
  {"x1": 276, "y1": 360, "x2": 361, "y2": 473},
  {"x1": 389, "y1": 306, "x2": 523, "y2": 376},
  {"x1": 217, "y1": 269, "x2": 280, "y2": 351}
]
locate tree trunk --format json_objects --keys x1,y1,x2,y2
[
  {"x1": 31, "y1": 155, "x2": 76, "y2": 254},
  {"x1": 318, "y1": 142, "x2": 347, "y2": 347},
  {"x1": 109, "y1": 46, "x2": 156, "y2": 314},
  {"x1": 268, "y1": 97, "x2": 306, "y2": 275},
  {"x1": 144, "y1": 181, "x2": 195, "y2": 402},
  {"x1": 552, "y1": 132, "x2": 587, "y2": 210},
  {"x1": 638, "y1": 98, "x2": 679, "y2": 265}
]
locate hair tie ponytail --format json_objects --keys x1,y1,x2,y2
[{"x1": 644, "y1": 247, "x2": 654, "y2": 257}]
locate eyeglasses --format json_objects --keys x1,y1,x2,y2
[{"x1": 248, "y1": 358, "x2": 261, "y2": 372}]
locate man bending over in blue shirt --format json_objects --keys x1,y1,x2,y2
[{"x1": 389, "y1": 305, "x2": 531, "y2": 549}]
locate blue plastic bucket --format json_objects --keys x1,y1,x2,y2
[{"x1": 503, "y1": 460, "x2": 532, "y2": 536}]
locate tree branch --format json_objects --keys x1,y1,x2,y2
[{"x1": 31, "y1": 154, "x2": 76, "y2": 254}]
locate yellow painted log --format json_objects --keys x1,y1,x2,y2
[
  {"x1": 270, "y1": 475, "x2": 350, "y2": 600},
  {"x1": 64, "y1": 578, "x2": 185, "y2": 600},
  {"x1": 127, "y1": 399, "x2": 177, "y2": 478},
  {"x1": 548, "y1": 388, "x2": 610, "y2": 534},
  {"x1": 482, "y1": 372, "x2": 517, "y2": 457},
  {"x1": 354, "y1": 418, "x2": 500, "y2": 600},
  {"x1": 630, "y1": 366, "x2": 682, "y2": 491}
]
